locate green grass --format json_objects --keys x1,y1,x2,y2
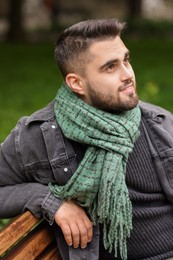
[
  {"x1": 0, "y1": 42, "x2": 63, "y2": 141},
  {"x1": 0, "y1": 39, "x2": 173, "y2": 143}
]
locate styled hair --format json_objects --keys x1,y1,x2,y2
[{"x1": 55, "y1": 19, "x2": 126, "y2": 77}]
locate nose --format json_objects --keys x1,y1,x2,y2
[{"x1": 120, "y1": 64, "x2": 134, "y2": 82}]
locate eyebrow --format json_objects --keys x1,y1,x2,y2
[{"x1": 99, "y1": 50, "x2": 130, "y2": 71}]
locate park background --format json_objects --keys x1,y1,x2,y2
[{"x1": 0, "y1": 0, "x2": 173, "y2": 228}]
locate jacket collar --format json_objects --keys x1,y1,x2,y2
[
  {"x1": 139, "y1": 101, "x2": 166, "y2": 121},
  {"x1": 25, "y1": 100, "x2": 55, "y2": 125}
]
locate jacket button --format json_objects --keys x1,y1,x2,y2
[
  {"x1": 51, "y1": 125, "x2": 56, "y2": 129},
  {"x1": 64, "y1": 167, "x2": 68, "y2": 172}
]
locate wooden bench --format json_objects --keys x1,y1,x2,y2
[{"x1": 0, "y1": 211, "x2": 62, "y2": 259}]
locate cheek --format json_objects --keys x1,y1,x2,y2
[
  {"x1": 86, "y1": 70, "x2": 121, "y2": 93},
  {"x1": 91, "y1": 78, "x2": 117, "y2": 94},
  {"x1": 97, "y1": 74, "x2": 120, "y2": 86}
]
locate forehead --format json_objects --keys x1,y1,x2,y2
[{"x1": 88, "y1": 36, "x2": 128, "y2": 61}]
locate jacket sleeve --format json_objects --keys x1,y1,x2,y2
[{"x1": 0, "y1": 126, "x2": 63, "y2": 225}]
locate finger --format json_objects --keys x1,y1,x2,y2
[
  {"x1": 77, "y1": 221, "x2": 89, "y2": 249},
  {"x1": 84, "y1": 219, "x2": 93, "y2": 243},
  {"x1": 60, "y1": 224, "x2": 73, "y2": 247},
  {"x1": 70, "y1": 224, "x2": 80, "y2": 248}
]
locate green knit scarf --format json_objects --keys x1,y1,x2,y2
[{"x1": 49, "y1": 84, "x2": 141, "y2": 260}]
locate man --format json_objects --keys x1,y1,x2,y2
[{"x1": 1, "y1": 19, "x2": 173, "y2": 260}]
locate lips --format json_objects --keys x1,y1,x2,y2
[
  {"x1": 119, "y1": 83, "x2": 135, "y2": 95},
  {"x1": 120, "y1": 82, "x2": 133, "y2": 90}
]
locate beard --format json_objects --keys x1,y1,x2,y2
[{"x1": 86, "y1": 81, "x2": 139, "y2": 114}]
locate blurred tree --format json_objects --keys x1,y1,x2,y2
[
  {"x1": 6, "y1": 0, "x2": 24, "y2": 41},
  {"x1": 125, "y1": 0, "x2": 143, "y2": 21},
  {"x1": 44, "y1": 0, "x2": 60, "y2": 30}
]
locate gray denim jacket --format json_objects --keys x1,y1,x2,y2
[{"x1": 1, "y1": 100, "x2": 173, "y2": 259}]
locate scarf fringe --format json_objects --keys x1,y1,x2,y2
[{"x1": 89, "y1": 160, "x2": 132, "y2": 260}]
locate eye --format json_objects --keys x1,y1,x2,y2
[
  {"x1": 124, "y1": 55, "x2": 130, "y2": 63},
  {"x1": 105, "y1": 63, "x2": 116, "y2": 71}
]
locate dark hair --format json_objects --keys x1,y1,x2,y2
[{"x1": 55, "y1": 19, "x2": 126, "y2": 77}]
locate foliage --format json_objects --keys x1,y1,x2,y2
[{"x1": 0, "y1": 219, "x2": 10, "y2": 230}]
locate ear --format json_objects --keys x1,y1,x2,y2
[{"x1": 65, "y1": 73, "x2": 85, "y2": 96}]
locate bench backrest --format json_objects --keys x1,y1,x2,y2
[{"x1": 0, "y1": 211, "x2": 62, "y2": 259}]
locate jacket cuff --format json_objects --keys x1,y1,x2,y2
[{"x1": 41, "y1": 191, "x2": 64, "y2": 225}]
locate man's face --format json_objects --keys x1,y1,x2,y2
[{"x1": 81, "y1": 36, "x2": 138, "y2": 113}]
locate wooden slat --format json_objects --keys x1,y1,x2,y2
[
  {"x1": 36, "y1": 242, "x2": 62, "y2": 260},
  {"x1": 2, "y1": 222, "x2": 55, "y2": 260},
  {"x1": 0, "y1": 211, "x2": 40, "y2": 256}
]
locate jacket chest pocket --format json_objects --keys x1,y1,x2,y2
[
  {"x1": 26, "y1": 154, "x2": 78, "y2": 185},
  {"x1": 50, "y1": 154, "x2": 78, "y2": 185},
  {"x1": 39, "y1": 121, "x2": 79, "y2": 185}
]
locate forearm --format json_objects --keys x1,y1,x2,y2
[{"x1": 0, "y1": 183, "x2": 63, "y2": 225}]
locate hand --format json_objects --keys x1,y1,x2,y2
[{"x1": 54, "y1": 200, "x2": 93, "y2": 249}]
